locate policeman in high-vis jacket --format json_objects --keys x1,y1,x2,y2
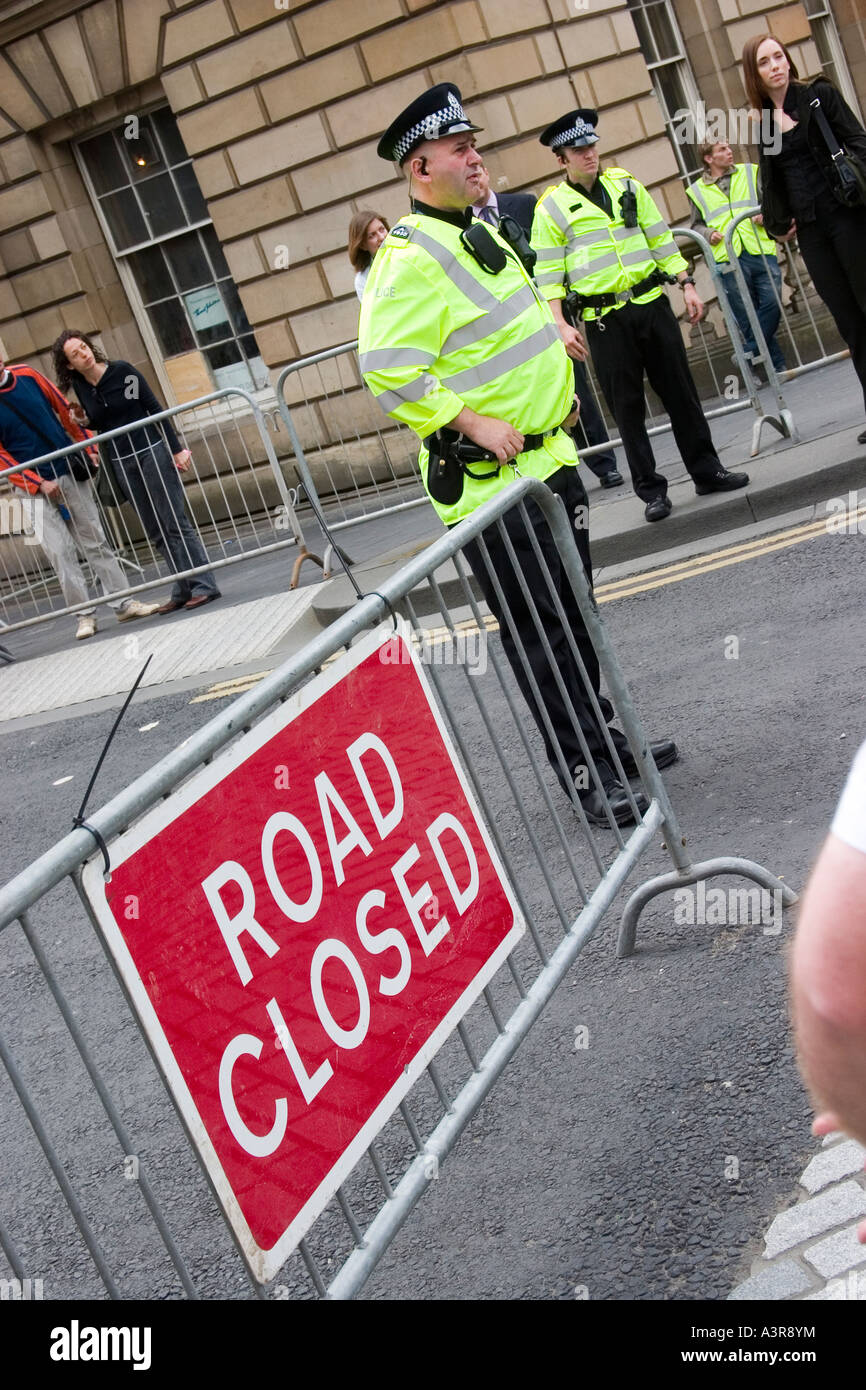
[
  {"x1": 532, "y1": 109, "x2": 749, "y2": 523},
  {"x1": 359, "y1": 83, "x2": 676, "y2": 824}
]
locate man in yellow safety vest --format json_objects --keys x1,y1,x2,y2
[
  {"x1": 359, "y1": 83, "x2": 677, "y2": 825},
  {"x1": 686, "y1": 140, "x2": 787, "y2": 374},
  {"x1": 532, "y1": 109, "x2": 749, "y2": 524}
]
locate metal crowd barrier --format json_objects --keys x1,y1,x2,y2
[
  {"x1": 276, "y1": 346, "x2": 427, "y2": 576},
  {"x1": 0, "y1": 386, "x2": 322, "y2": 633},
  {"x1": 721, "y1": 205, "x2": 853, "y2": 421},
  {"x1": 0, "y1": 475, "x2": 794, "y2": 1299},
  {"x1": 275, "y1": 228, "x2": 803, "y2": 567}
]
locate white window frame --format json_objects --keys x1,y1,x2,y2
[
  {"x1": 72, "y1": 104, "x2": 275, "y2": 412},
  {"x1": 627, "y1": 0, "x2": 704, "y2": 182},
  {"x1": 802, "y1": 0, "x2": 863, "y2": 119}
]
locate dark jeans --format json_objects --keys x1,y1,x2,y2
[
  {"x1": 460, "y1": 466, "x2": 628, "y2": 792},
  {"x1": 586, "y1": 296, "x2": 722, "y2": 503},
  {"x1": 797, "y1": 201, "x2": 866, "y2": 414},
  {"x1": 115, "y1": 440, "x2": 220, "y2": 602},
  {"x1": 571, "y1": 357, "x2": 618, "y2": 479},
  {"x1": 720, "y1": 253, "x2": 786, "y2": 371}
]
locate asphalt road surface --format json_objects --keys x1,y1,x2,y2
[{"x1": 0, "y1": 507, "x2": 862, "y2": 1303}]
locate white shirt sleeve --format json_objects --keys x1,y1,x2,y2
[
  {"x1": 354, "y1": 267, "x2": 369, "y2": 301},
  {"x1": 831, "y1": 739, "x2": 866, "y2": 853}
]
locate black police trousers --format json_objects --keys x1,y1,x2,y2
[
  {"x1": 586, "y1": 295, "x2": 722, "y2": 503},
  {"x1": 460, "y1": 465, "x2": 629, "y2": 794}
]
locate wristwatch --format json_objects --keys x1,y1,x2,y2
[{"x1": 679, "y1": 276, "x2": 696, "y2": 288}]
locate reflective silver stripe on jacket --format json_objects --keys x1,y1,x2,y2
[
  {"x1": 540, "y1": 191, "x2": 571, "y2": 234},
  {"x1": 621, "y1": 247, "x2": 657, "y2": 268},
  {"x1": 536, "y1": 269, "x2": 568, "y2": 288},
  {"x1": 440, "y1": 283, "x2": 538, "y2": 356},
  {"x1": 374, "y1": 374, "x2": 438, "y2": 412},
  {"x1": 744, "y1": 164, "x2": 758, "y2": 202},
  {"x1": 442, "y1": 322, "x2": 560, "y2": 394},
  {"x1": 358, "y1": 346, "x2": 437, "y2": 373},
  {"x1": 408, "y1": 226, "x2": 507, "y2": 312},
  {"x1": 567, "y1": 226, "x2": 614, "y2": 251}
]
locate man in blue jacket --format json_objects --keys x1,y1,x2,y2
[{"x1": 0, "y1": 348, "x2": 160, "y2": 640}]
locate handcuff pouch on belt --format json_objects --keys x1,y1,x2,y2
[{"x1": 424, "y1": 428, "x2": 500, "y2": 505}]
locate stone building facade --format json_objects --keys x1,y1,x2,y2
[{"x1": 0, "y1": 0, "x2": 864, "y2": 408}]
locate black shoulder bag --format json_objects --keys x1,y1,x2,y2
[{"x1": 809, "y1": 95, "x2": 866, "y2": 208}]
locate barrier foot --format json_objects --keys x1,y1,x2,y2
[
  {"x1": 320, "y1": 540, "x2": 355, "y2": 581},
  {"x1": 616, "y1": 856, "x2": 798, "y2": 959},
  {"x1": 751, "y1": 410, "x2": 795, "y2": 457},
  {"x1": 781, "y1": 408, "x2": 799, "y2": 443},
  {"x1": 289, "y1": 547, "x2": 326, "y2": 590}
]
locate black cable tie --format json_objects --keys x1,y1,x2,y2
[
  {"x1": 361, "y1": 590, "x2": 399, "y2": 631},
  {"x1": 73, "y1": 653, "x2": 153, "y2": 830},
  {"x1": 72, "y1": 817, "x2": 112, "y2": 880}
]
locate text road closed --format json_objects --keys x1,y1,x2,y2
[{"x1": 85, "y1": 627, "x2": 523, "y2": 1281}]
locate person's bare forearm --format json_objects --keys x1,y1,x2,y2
[
  {"x1": 792, "y1": 995, "x2": 866, "y2": 1146},
  {"x1": 791, "y1": 834, "x2": 866, "y2": 1146}
]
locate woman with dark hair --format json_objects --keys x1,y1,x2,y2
[
  {"x1": 52, "y1": 331, "x2": 221, "y2": 611},
  {"x1": 742, "y1": 33, "x2": 866, "y2": 442},
  {"x1": 347, "y1": 209, "x2": 390, "y2": 301}
]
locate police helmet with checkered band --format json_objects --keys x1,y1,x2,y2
[
  {"x1": 377, "y1": 83, "x2": 483, "y2": 164},
  {"x1": 539, "y1": 109, "x2": 600, "y2": 151}
]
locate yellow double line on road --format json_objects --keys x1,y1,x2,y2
[
  {"x1": 596, "y1": 504, "x2": 865, "y2": 603},
  {"x1": 192, "y1": 507, "x2": 861, "y2": 702},
  {"x1": 191, "y1": 615, "x2": 500, "y2": 703}
]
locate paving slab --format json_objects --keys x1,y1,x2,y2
[
  {"x1": 0, "y1": 588, "x2": 320, "y2": 720},
  {"x1": 729, "y1": 1138, "x2": 866, "y2": 1301}
]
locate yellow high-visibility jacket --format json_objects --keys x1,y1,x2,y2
[
  {"x1": 531, "y1": 169, "x2": 688, "y2": 320},
  {"x1": 685, "y1": 164, "x2": 778, "y2": 262},
  {"x1": 359, "y1": 210, "x2": 577, "y2": 526}
]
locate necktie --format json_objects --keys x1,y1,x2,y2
[{"x1": 478, "y1": 204, "x2": 498, "y2": 226}]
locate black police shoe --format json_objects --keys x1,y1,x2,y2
[
  {"x1": 858, "y1": 427, "x2": 866, "y2": 445},
  {"x1": 694, "y1": 468, "x2": 749, "y2": 494},
  {"x1": 618, "y1": 739, "x2": 678, "y2": 779},
  {"x1": 600, "y1": 470, "x2": 624, "y2": 489},
  {"x1": 645, "y1": 496, "x2": 672, "y2": 522},
  {"x1": 578, "y1": 760, "x2": 649, "y2": 827}
]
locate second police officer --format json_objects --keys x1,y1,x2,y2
[
  {"x1": 532, "y1": 109, "x2": 749, "y2": 523},
  {"x1": 358, "y1": 83, "x2": 677, "y2": 827}
]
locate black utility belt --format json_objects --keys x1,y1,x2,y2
[
  {"x1": 423, "y1": 426, "x2": 562, "y2": 506},
  {"x1": 568, "y1": 267, "x2": 673, "y2": 313}
]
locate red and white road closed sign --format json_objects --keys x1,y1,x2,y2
[{"x1": 83, "y1": 623, "x2": 523, "y2": 1283}]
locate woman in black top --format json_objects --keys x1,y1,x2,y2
[
  {"x1": 52, "y1": 331, "x2": 220, "y2": 610},
  {"x1": 743, "y1": 33, "x2": 866, "y2": 443}
]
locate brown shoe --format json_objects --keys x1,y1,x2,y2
[
  {"x1": 184, "y1": 593, "x2": 221, "y2": 610},
  {"x1": 156, "y1": 598, "x2": 187, "y2": 614}
]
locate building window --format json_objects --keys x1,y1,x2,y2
[
  {"x1": 626, "y1": 0, "x2": 703, "y2": 180},
  {"x1": 75, "y1": 108, "x2": 268, "y2": 402},
  {"x1": 802, "y1": 0, "x2": 863, "y2": 118}
]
